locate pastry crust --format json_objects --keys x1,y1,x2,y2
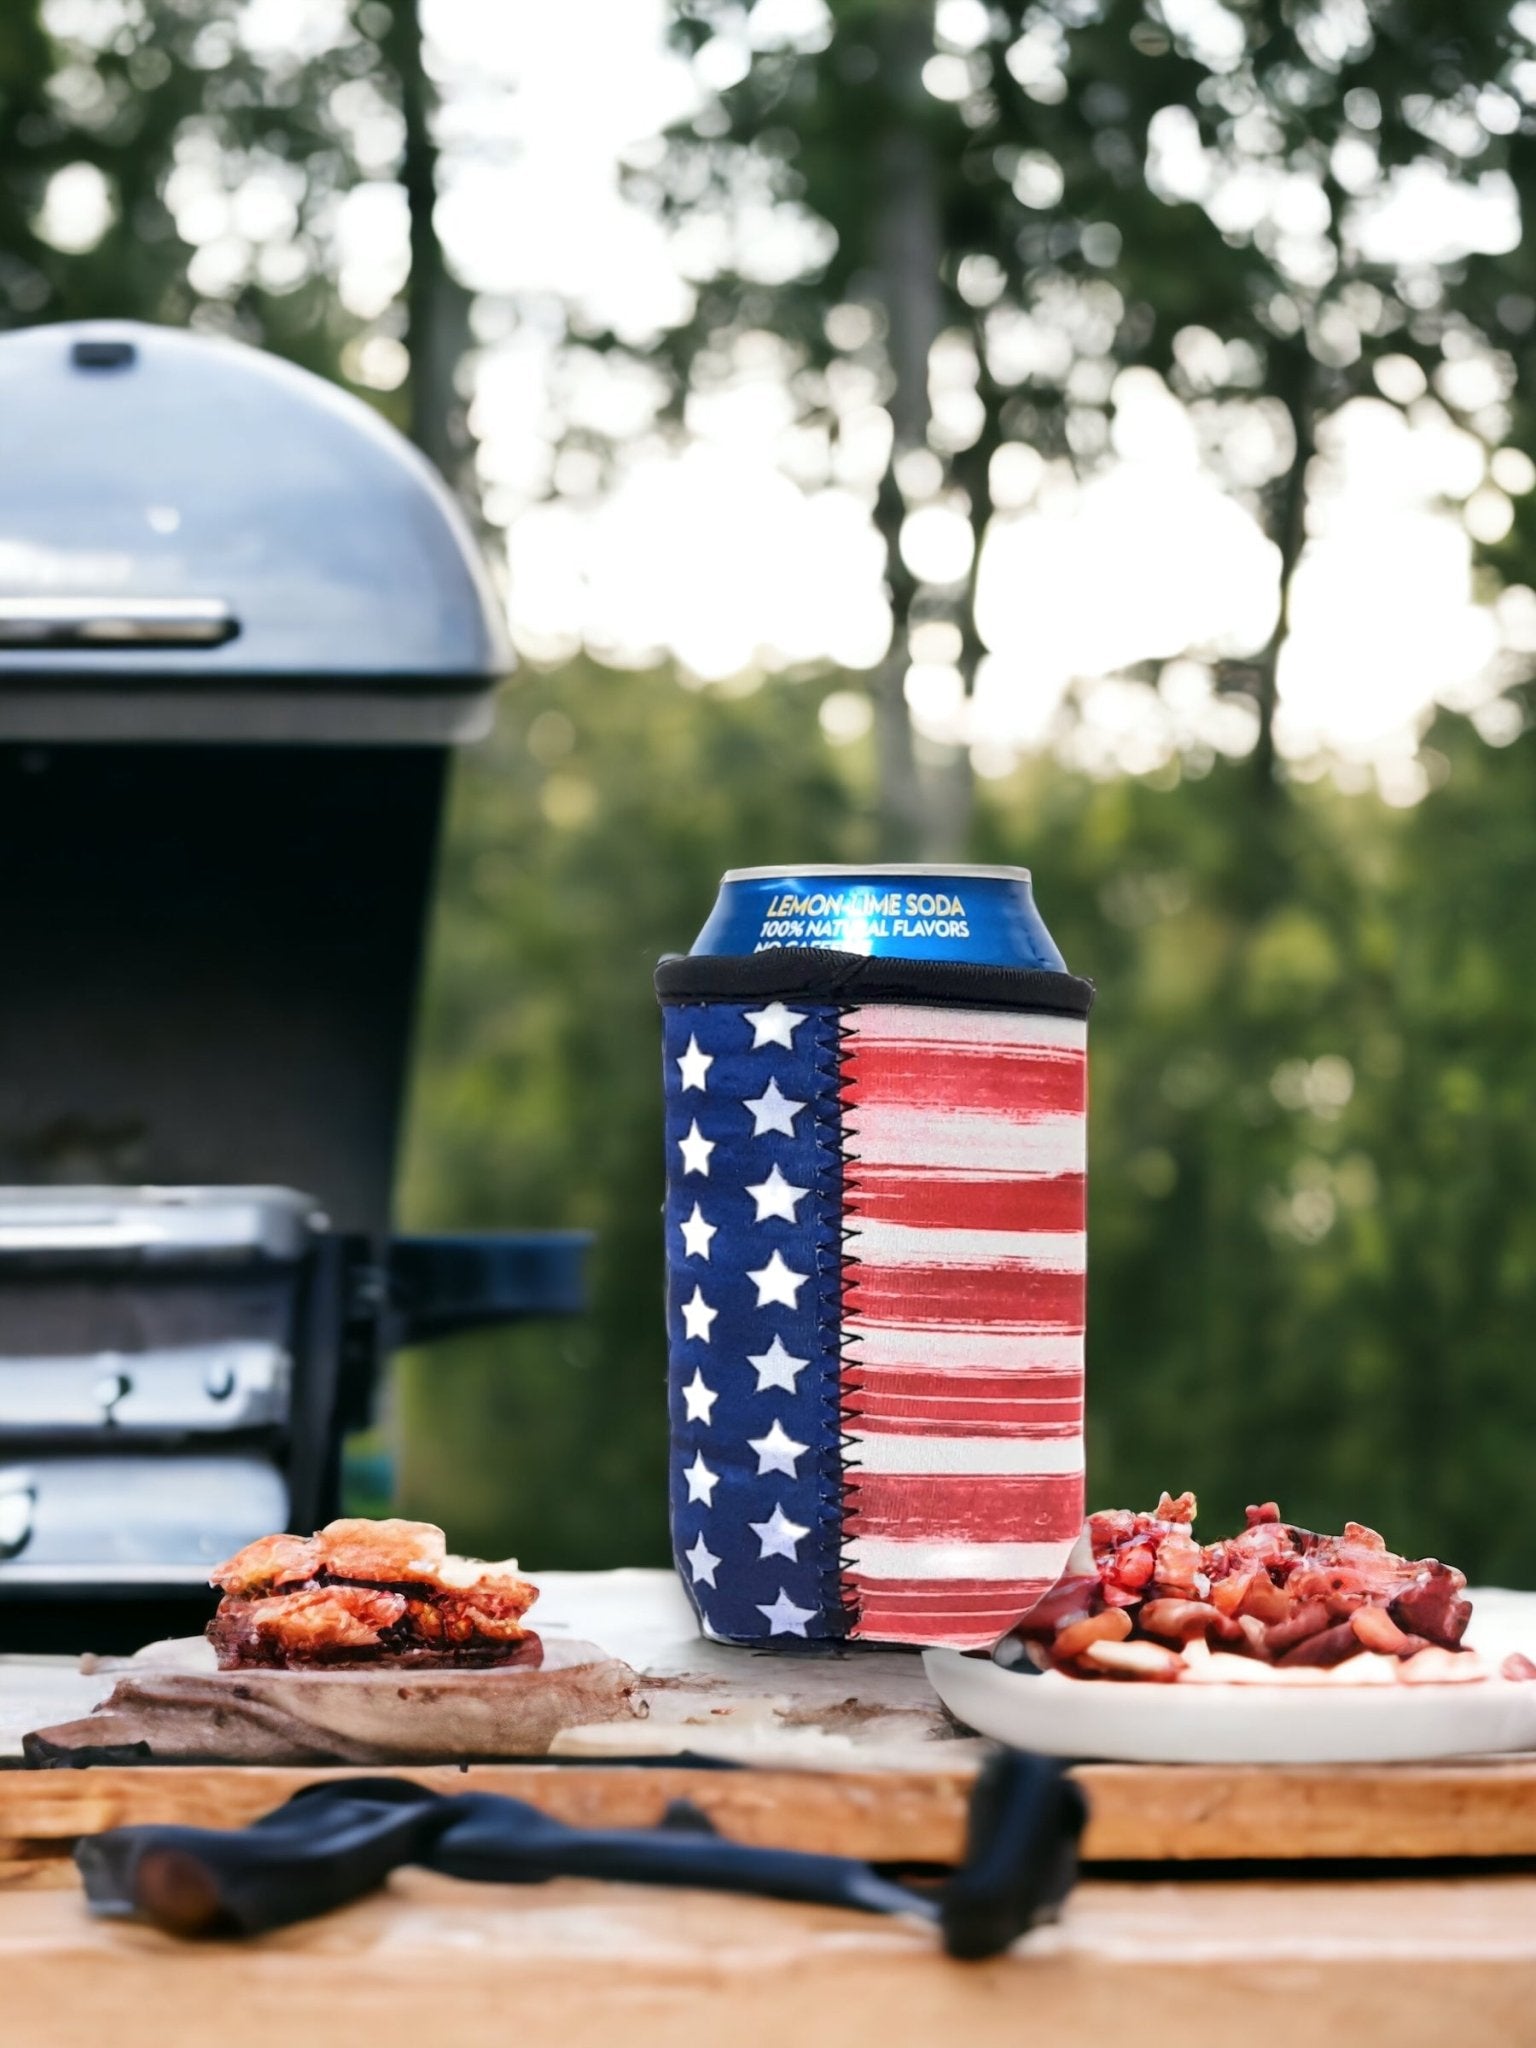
[
  {"x1": 207, "y1": 1519, "x2": 541, "y2": 1670},
  {"x1": 209, "y1": 1531, "x2": 319, "y2": 1598}
]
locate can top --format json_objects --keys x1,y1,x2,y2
[
  {"x1": 723, "y1": 863, "x2": 1032, "y2": 882},
  {"x1": 696, "y1": 862, "x2": 1065, "y2": 967}
]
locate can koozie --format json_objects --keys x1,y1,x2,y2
[{"x1": 656, "y1": 948, "x2": 1093, "y2": 1651}]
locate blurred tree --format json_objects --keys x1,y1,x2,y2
[
  {"x1": 592, "y1": 0, "x2": 1527, "y2": 854},
  {"x1": 1032, "y1": 0, "x2": 1522, "y2": 791},
  {"x1": 1, "y1": 0, "x2": 358, "y2": 378},
  {"x1": 0, "y1": 0, "x2": 472, "y2": 473},
  {"x1": 1458, "y1": 56, "x2": 1536, "y2": 704},
  {"x1": 375, "y1": 0, "x2": 476, "y2": 492}
]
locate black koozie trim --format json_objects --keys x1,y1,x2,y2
[{"x1": 656, "y1": 947, "x2": 1094, "y2": 1017}]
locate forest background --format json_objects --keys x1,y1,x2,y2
[{"x1": 7, "y1": 0, "x2": 1536, "y2": 1578}]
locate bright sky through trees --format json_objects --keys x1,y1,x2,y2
[{"x1": 177, "y1": 0, "x2": 1534, "y2": 794}]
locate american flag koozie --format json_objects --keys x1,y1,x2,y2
[{"x1": 656, "y1": 952, "x2": 1092, "y2": 1651}]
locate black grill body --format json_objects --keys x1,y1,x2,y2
[
  {"x1": 0, "y1": 322, "x2": 583, "y2": 1650},
  {"x1": 0, "y1": 745, "x2": 445, "y2": 1220}
]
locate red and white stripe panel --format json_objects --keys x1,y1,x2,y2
[{"x1": 839, "y1": 1005, "x2": 1087, "y2": 1648}]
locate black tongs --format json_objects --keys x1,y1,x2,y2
[{"x1": 75, "y1": 1749, "x2": 1085, "y2": 1961}]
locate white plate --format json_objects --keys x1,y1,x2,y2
[{"x1": 923, "y1": 1590, "x2": 1536, "y2": 1764}]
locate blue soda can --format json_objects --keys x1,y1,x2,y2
[{"x1": 690, "y1": 863, "x2": 1067, "y2": 968}]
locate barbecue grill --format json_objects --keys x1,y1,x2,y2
[{"x1": 0, "y1": 320, "x2": 585, "y2": 1650}]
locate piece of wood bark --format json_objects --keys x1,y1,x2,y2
[{"x1": 23, "y1": 1639, "x2": 641, "y2": 1764}]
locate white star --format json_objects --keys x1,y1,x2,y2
[
  {"x1": 677, "y1": 1120, "x2": 715, "y2": 1176},
  {"x1": 748, "y1": 1334, "x2": 809, "y2": 1394},
  {"x1": 684, "y1": 1533, "x2": 720, "y2": 1587},
  {"x1": 745, "y1": 1163, "x2": 809, "y2": 1223},
  {"x1": 747, "y1": 1249, "x2": 808, "y2": 1309},
  {"x1": 743, "y1": 1077, "x2": 806, "y2": 1138},
  {"x1": 681, "y1": 1369, "x2": 718, "y2": 1424},
  {"x1": 757, "y1": 1587, "x2": 816, "y2": 1636},
  {"x1": 678, "y1": 1203, "x2": 717, "y2": 1260},
  {"x1": 750, "y1": 1503, "x2": 810, "y2": 1561},
  {"x1": 745, "y1": 1002, "x2": 806, "y2": 1050},
  {"x1": 680, "y1": 1287, "x2": 718, "y2": 1343},
  {"x1": 676, "y1": 1035, "x2": 713, "y2": 1092},
  {"x1": 683, "y1": 1452, "x2": 719, "y2": 1505},
  {"x1": 749, "y1": 1418, "x2": 808, "y2": 1477}
]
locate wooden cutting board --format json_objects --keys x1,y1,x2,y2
[{"x1": 11, "y1": 1755, "x2": 1536, "y2": 1889}]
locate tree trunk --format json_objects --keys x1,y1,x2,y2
[
  {"x1": 868, "y1": 2, "x2": 952, "y2": 860},
  {"x1": 381, "y1": 0, "x2": 473, "y2": 490},
  {"x1": 1250, "y1": 337, "x2": 1315, "y2": 796},
  {"x1": 872, "y1": 464, "x2": 927, "y2": 856},
  {"x1": 935, "y1": 351, "x2": 1007, "y2": 855}
]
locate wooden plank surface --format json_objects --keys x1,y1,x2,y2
[
  {"x1": 6, "y1": 1867, "x2": 1536, "y2": 2048},
  {"x1": 0, "y1": 1761, "x2": 972, "y2": 1869},
  {"x1": 11, "y1": 1752, "x2": 1536, "y2": 1873},
  {"x1": 1081, "y1": 1756, "x2": 1536, "y2": 1861}
]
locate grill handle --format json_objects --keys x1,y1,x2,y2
[
  {"x1": 0, "y1": 597, "x2": 239, "y2": 649},
  {"x1": 384, "y1": 1232, "x2": 589, "y2": 1347}
]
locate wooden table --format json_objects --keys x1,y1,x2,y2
[
  {"x1": 7, "y1": 1571, "x2": 1536, "y2": 2045},
  {"x1": 8, "y1": 1867, "x2": 1536, "y2": 2047}
]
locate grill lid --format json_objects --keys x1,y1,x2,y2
[{"x1": 0, "y1": 321, "x2": 512, "y2": 742}]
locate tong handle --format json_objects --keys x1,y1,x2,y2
[
  {"x1": 941, "y1": 1748, "x2": 1086, "y2": 1959},
  {"x1": 434, "y1": 1793, "x2": 931, "y2": 1920},
  {"x1": 75, "y1": 1781, "x2": 446, "y2": 1935},
  {"x1": 76, "y1": 1754, "x2": 1083, "y2": 1958}
]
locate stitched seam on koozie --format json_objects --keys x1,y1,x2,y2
[
  {"x1": 810, "y1": 1004, "x2": 850, "y2": 1638},
  {"x1": 834, "y1": 1006, "x2": 863, "y2": 1640}
]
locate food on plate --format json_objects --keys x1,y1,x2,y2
[
  {"x1": 207, "y1": 1517, "x2": 541, "y2": 1671},
  {"x1": 1004, "y1": 1493, "x2": 1530, "y2": 1684}
]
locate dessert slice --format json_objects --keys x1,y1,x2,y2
[{"x1": 207, "y1": 1517, "x2": 541, "y2": 1671}]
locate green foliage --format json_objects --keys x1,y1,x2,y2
[
  {"x1": 988, "y1": 719, "x2": 1536, "y2": 1578},
  {"x1": 400, "y1": 674, "x2": 1536, "y2": 1585}
]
